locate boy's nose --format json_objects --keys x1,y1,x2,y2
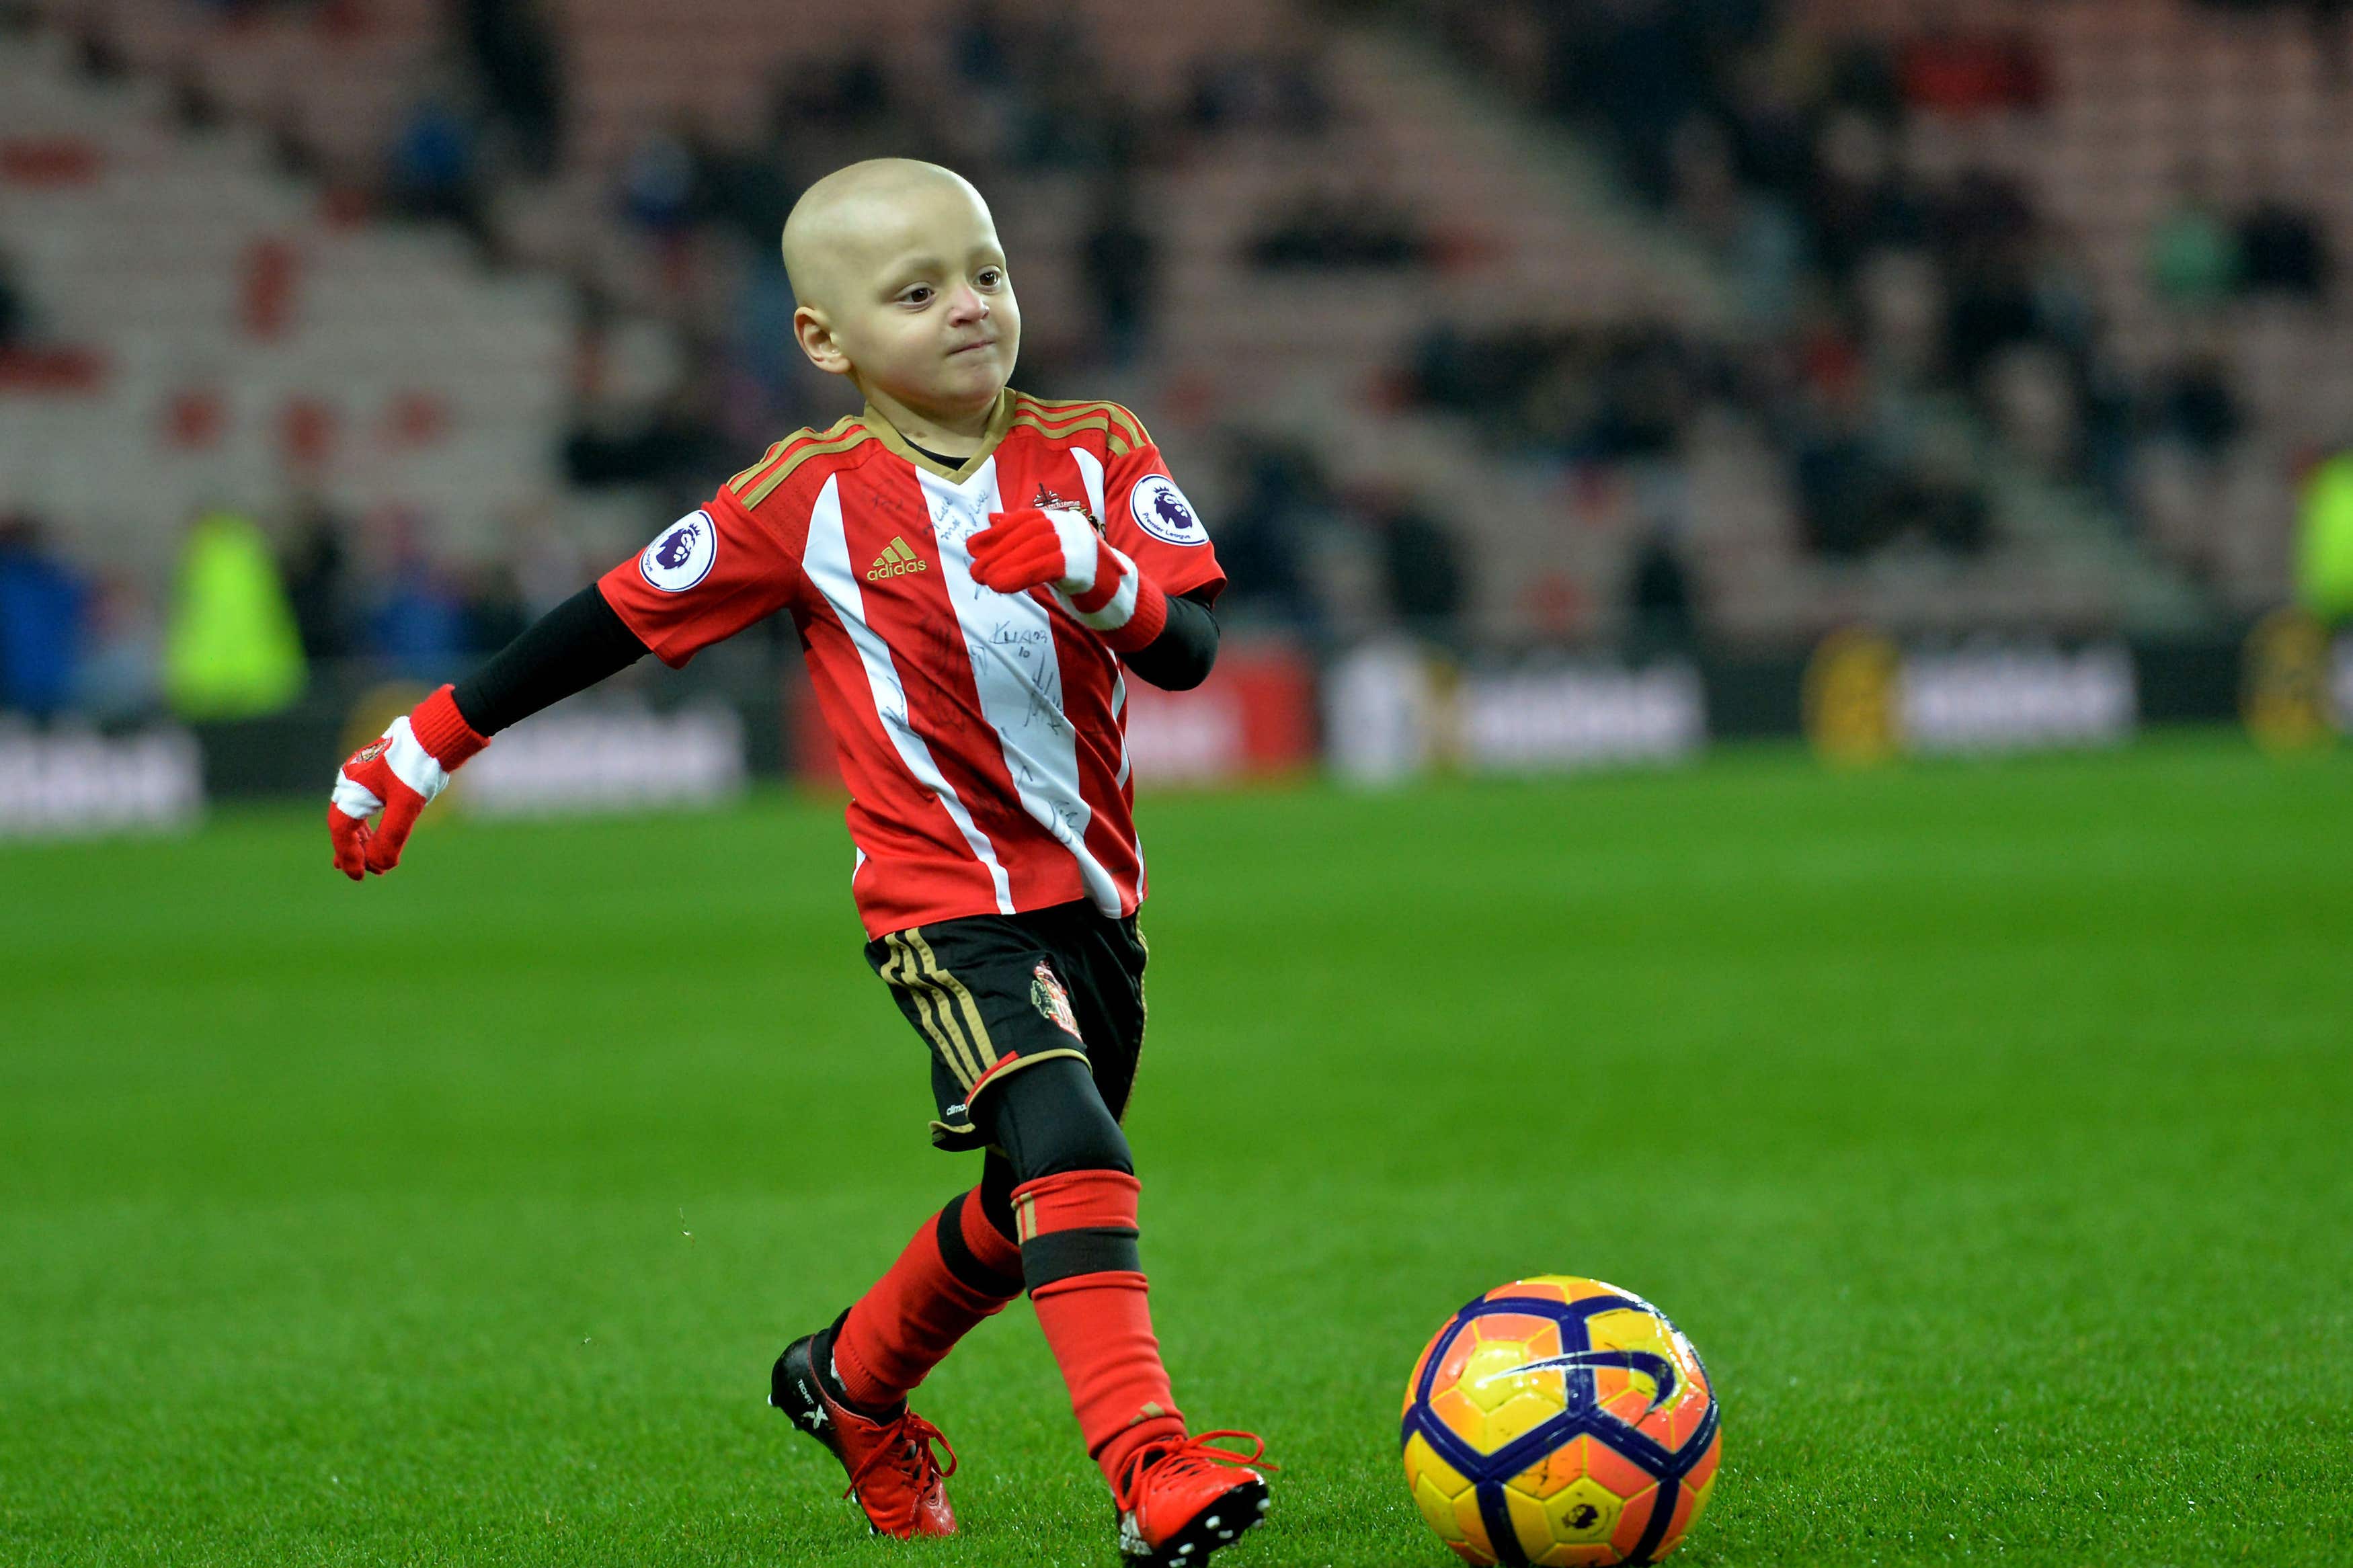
[{"x1": 947, "y1": 288, "x2": 990, "y2": 325}]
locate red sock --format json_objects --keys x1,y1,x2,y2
[
  {"x1": 832, "y1": 1187, "x2": 1023, "y2": 1410},
  {"x1": 1015, "y1": 1170, "x2": 1188, "y2": 1499}
]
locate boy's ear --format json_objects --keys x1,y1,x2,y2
[{"x1": 793, "y1": 305, "x2": 852, "y2": 376}]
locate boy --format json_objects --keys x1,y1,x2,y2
[{"x1": 325, "y1": 159, "x2": 1270, "y2": 1563}]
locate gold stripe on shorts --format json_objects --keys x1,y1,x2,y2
[
  {"x1": 905, "y1": 928, "x2": 998, "y2": 1071},
  {"x1": 884, "y1": 933, "x2": 981, "y2": 1089}
]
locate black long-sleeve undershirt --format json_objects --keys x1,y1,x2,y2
[
  {"x1": 450, "y1": 585, "x2": 647, "y2": 735},
  {"x1": 448, "y1": 581, "x2": 1220, "y2": 737},
  {"x1": 1123, "y1": 588, "x2": 1219, "y2": 690}
]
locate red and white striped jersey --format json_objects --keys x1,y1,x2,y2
[{"x1": 597, "y1": 390, "x2": 1225, "y2": 938}]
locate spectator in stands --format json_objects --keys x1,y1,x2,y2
[
  {"x1": 458, "y1": 0, "x2": 565, "y2": 177},
  {"x1": 1626, "y1": 526, "x2": 1700, "y2": 655},
  {"x1": 1549, "y1": 0, "x2": 1749, "y2": 206},
  {"x1": 1804, "y1": 110, "x2": 1929, "y2": 286},
  {"x1": 75, "y1": 575, "x2": 163, "y2": 723},
  {"x1": 1185, "y1": 44, "x2": 1334, "y2": 136},
  {"x1": 1983, "y1": 343, "x2": 2081, "y2": 479},
  {"x1": 2147, "y1": 173, "x2": 2243, "y2": 312},
  {"x1": 1670, "y1": 118, "x2": 1804, "y2": 334},
  {"x1": 1248, "y1": 185, "x2": 1429, "y2": 270},
  {"x1": 367, "y1": 514, "x2": 469, "y2": 682},
  {"x1": 68, "y1": 13, "x2": 128, "y2": 83},
  {"x1": 774, "y1": 47, "x2": 895, "y2": 134},
  {"x1": 618, "y1": 123, "x2": 701, "y2": 237},
  {"x1": 563, "y1": 377, "x2": 732, "y2": 499},
  {"x1": 2196, "y1": 0, "x2": 2352, "y2": 85},
  {"x1": 0, "y1": 514, "x2": 87, "y2": 720},
  {"x1": 463, "y1": 560, "x2": 530, "y2": 656},
  {"x1": 265, "y1": 96, "x2": 322, "y2": 182},
  {"x1": 2237, "y1": 188, "x2": 2332, "y2": 300},
  {"x1": 1942, "y1": 211, "x2": 2042, "y2": 392},
  {"x1": 280, "y1": 493, "x2": 353, "y2": 663},
  {"x1": 1373, "y1": 498, "x2": 1466, "y2": 643},
  {"x1": 384, "y1": 87, "x2": 492, "y2": 252},
  {"x1": 166, "y1": 60, "x2": 225, "y2": 134},
  {"x1": 950, "y1": 0, "x2": 1010, "y2": 86},
  {"x1": 0, "y1": 249, "x2": 24, "y2": 349},
  {"x1": 1081, "y1": 187, "x2": 1158, "y2": 368},
  {"x1": 1720, "y1": 32, "x2": 1825, "y2": 206},
  {"x1": 2149, "y1": 351, "x2": 2244, "y2": 461},
  {"x1": 2313, "y1": 0, "x2": 2353, "y2": 87},
  {"x1": 702, "y1": 138, "x2": 799, "y2": 251},
  {"x1": 1581, "y1": 325, "x2": 1698, "y2": 462},
  {"x1": 1886, "y1": 434, "x2": 1992, "y2": 556},
  {"x1": 1006, "y1": 36, "x2": 1125, "y2": 172},
  {"x1": 1211, "y1": 440, "x2": 1322, "y2": 632},
  {"x1": 1790, "y1": 391, "x2": 1887, "y2": 559}
]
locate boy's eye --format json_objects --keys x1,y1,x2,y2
[
  {"x1": 902, "y1": 286, "x2": 933, "y2": 305},
  {"x1": 977, "y1": 268, "x2": 1004, "y2": 288}
]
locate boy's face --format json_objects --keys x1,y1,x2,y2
[{"x1": 789, "y1": 173, "x2": 1021, "y2": 423}]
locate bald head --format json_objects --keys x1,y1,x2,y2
[
  {"x1": 782, "y1": 159, "x2": 994, "y2": 314},
  {"x1": 780, "y1": 157, "x2": 1019, "y2": 426}
]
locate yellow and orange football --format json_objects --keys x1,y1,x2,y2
[{"x1": 1400, "y1": 1276, "x2": 1720, "y2": 1566}]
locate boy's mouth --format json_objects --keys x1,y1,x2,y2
[{"x1": 947, "y1": 337, "x2": 996, "y2": 357}]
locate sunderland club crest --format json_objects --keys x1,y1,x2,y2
[
  {"x1": 1033, "y1": 483, "x2": 1102, "y2": 534},
  {"x1": 1031, "y1": 962, "x2": 1082, "y2": 1039}
]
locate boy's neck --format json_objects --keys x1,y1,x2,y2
[{"x1": 861, "y1": 383, "x2": 1000, "y2": 456}]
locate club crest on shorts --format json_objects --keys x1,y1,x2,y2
[
  {"x1": 1030, "y1": 962, "x2": 1082, "y2": 1038},
  {"x1": 639, "y1": 509, "x2": 717, "y2": 592},
  {"x1": 1130, "y1": 474, "x2": 1207, "y2": 546}
]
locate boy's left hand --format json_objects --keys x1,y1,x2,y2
[{"x1": 970, "y1": 507, "x2": 1167, "y2": 649}]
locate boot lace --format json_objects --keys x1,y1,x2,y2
[
  {"x1": 844, "y1": 1411, "x2": 957, "y2": 1503},
  {"x1": 1125, "y1": 1428, "x2": 1277, "y2": 1505}
]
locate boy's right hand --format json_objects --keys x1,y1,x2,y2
[{"x1": 327, "y1": 685, "x2": 489, "y2": 879}]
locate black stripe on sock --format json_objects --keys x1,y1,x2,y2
[
  {"x1": 1021, "y1": 1226, "x2": 1142, "y2": 1290},
  {"x1": 936, "y1": 1192, "x2": 1024, "y2": 1300}
]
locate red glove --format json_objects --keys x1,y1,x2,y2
[
  {"x1": 969, "y1": 505, "x2": 1168, "y2": 651},
  {"x1": 327, "y1": 684, "x2": 489, "y2": 879}
]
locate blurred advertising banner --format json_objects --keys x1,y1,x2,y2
[
  {"x1": 789, "y1": 644, "x2": 1315, "y2": 790},
  {"x1": 2239, "y1": 608, "x2": 2352, "y2": 751},
  {"x1": 457, "y1": 702, "x2": 745, "y2": 817},
  {"x1": 1327, "y1": 642, "x2": 1704, "y2": 784},
  {"x1": 1805, "y1": 632, "x2": 2135, "y2": 764},
  {"x1": 0, "y1": 727, "x2": 202, "y2": 837},
  {"x1": 1459, "y1": 664, "x2": 1705, "y2": 772},
  {"x1": 1122, "y1": 647, "x2": 1315, "y2": 786}
]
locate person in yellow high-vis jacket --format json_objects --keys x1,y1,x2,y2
[
  {"x1": 162, "y1": 508, "x2": 307, "y2": 718},
  {"x1": 2297, "y1": 450, "x2": 2353, "y2": 626}
]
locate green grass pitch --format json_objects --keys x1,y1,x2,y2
[{"x1": 3, "y1": 736, "x2": 2348, "y2": 1566}]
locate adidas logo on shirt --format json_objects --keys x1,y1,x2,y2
[{"x1": 865, "y1": 536, "x2": 929, "y2": 581}]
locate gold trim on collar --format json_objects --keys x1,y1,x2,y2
[{"x1": 861, "y1": 390, "x2": 1019, "y2": 483}]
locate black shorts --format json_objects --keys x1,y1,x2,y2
[{"x1": 865, "y1": 899, "x2": 1148, "y2": 1151}]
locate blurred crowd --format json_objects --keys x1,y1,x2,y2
[
  {"x1": 1427, "y1": 0, "x2": 2337, "y2": 581},
  {"x1": 0, "y1": 497, "x2": 597, "y2": 726},
  {"x1": 15, "y1": 0, "x2": 2353, "y2": 723}
]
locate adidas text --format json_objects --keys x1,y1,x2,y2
[{"x1": 867, "y1": 538, "x2": 929, "y2": 580}]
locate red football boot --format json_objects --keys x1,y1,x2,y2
[
  {"x1": 771, "y1": 1329, "x2": 957, "y2": 1538},
  {"x1": 1115, "y1": 1430, "x2": 1273, "y2": 1565}
]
